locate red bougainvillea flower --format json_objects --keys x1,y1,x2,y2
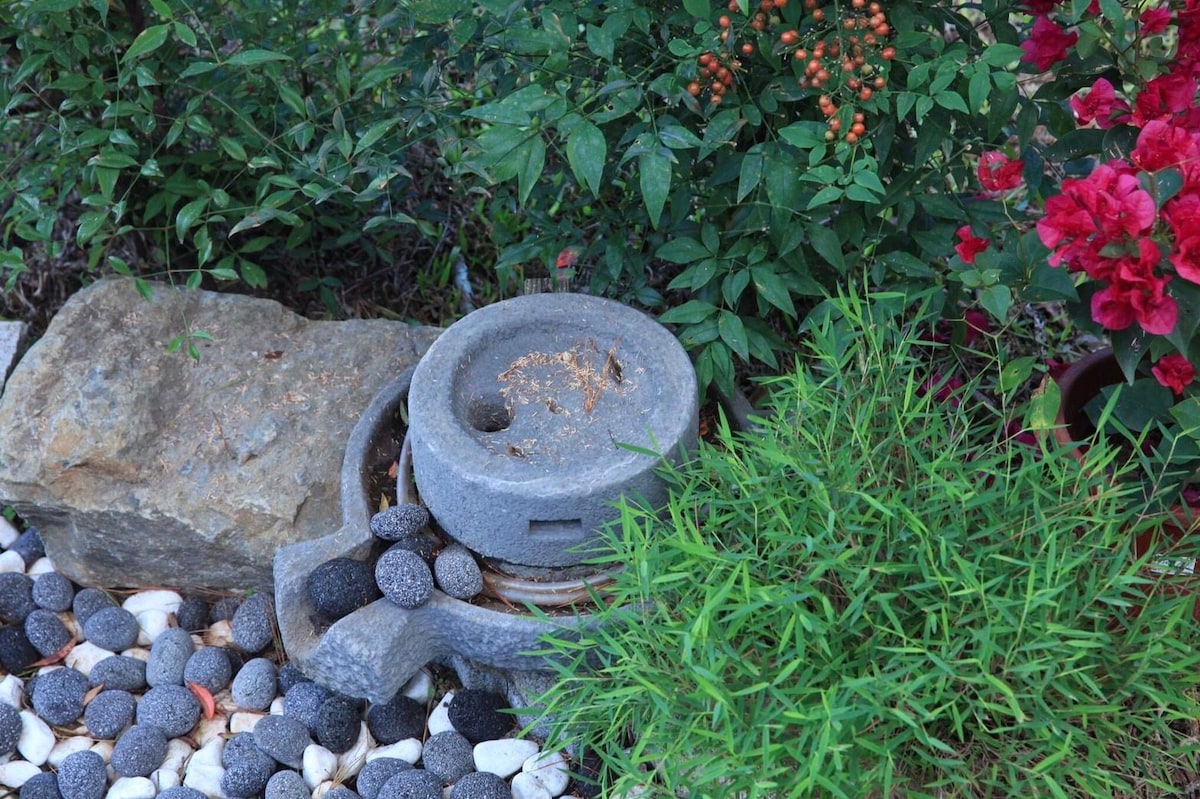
[
  {"x1": 1172, "y1": 235, "x2": 1200, "y2": 283},
  {"x1": 1021, "y1": 0, "x2": 1059, "y2": 12},
  {"x1": 1070, "y1": 78, "x2": 1130, "y2": 129},
  {"x1": 977, "y1": 151, "x2": 1024, "y2": 193},
  {"x1": 954, "y1": 225, "x2": 990, "y2": 264},
  {"x1": 1089, "y1": 239, "x2": 1176, "y2": 335},
  {"x1": 1152, "y1": 353, "x2": 1197, "y2": 396},
  {"x1": 1133, "y1": 72, "x2": 1200, "y2": 125},
  {"x1": 1141, "y1": 7, "x2": 1172, "y2": 35},
  {"x1": 1020, "y1": 15, "x2": 1079, "y2": 71},
  {"x1": 1037, "y1": 164, "x2": 1157, "y2": 268},
  {"x1": 1131, "y1": 119, "x2": 1200, "y2": 186}
]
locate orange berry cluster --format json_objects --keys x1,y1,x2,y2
[{"x1": 688, "y1": 50, "x2": 743, "y2": 106}]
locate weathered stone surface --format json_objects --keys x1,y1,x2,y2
[
  {"x1": 0, "y1": 278, "x2": 440, "y2": 591},
  {"x1": 0, "y1": 321, "x2": 27, "y2": 395}
]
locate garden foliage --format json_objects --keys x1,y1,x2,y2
[{"x1": 535, "y1": 291, "x2": 1200, "y2": 798}]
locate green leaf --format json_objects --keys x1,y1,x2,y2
[
  {"x1": 656, "y1": 237, "x2": 711, "y2": 264},
  {"x1": 240, "y1": 260, "x2": 269, "y2": 289},
  {"x1": 968, "y1": 69, "x2": 990, "y2": 113},
  {"x1": 737, "y1": 151, "x2": 763, "y2": 203},
  {"x1": 722, "y1": 269, "x2": 750, "y2": 307},
  {"x1": 778, "y1": 122, "x2": 825, "y2": 149},
  {"x1": 586, "y1": 24, "x2": 615, "y2": 61},
  {"x1": 516, "y1": 136, "x2": 547, "y2": 207},
  {"x1": 751, "y1": 265, "x2": 796, "y2": 316},
  {"x1": 661, "y1": 300, "x2": 718, "y2": 325},
  {"x1": 76, "y1": 212, "x2": 106, "y2": 246},
  {"x1": 174, "y1": 21, "x2": 197, "y2": 47},
  {"x1": 980, "y1": 285, "x2": 1012, "y2": 320},
  {"x1": 175, "y1": 197, "x2": 208, "y2": 242},
  {"x1": 1140, "y1": 168, "x2": 1184, "y2": 210},
  {"x1": 407, "y1": 0, "x2": 471, "y2": 23},
  {"x1": 226, "y1": 49, "x2": 293, "y2": 67},
  {"x1": 806, "y1": 223, "x2": 845, "y2": 273},
  {"x1": 566, "y1": 122, "x2": 606, "y2": 197},
  {"x1": 682, "y1": 0, "x2": 710, "y2": 18},
  {"x1": 639, "y1": 151, "x2": 672, "y2": 228},
  {"x1": 90, "y1": 151, "x2": 138, "y2": 169},
  {"x1": 718, "y1": 310, "x2": 749, "y2": 360},
  {"x1": 180, "y1": 60, "x2": 218, "y2": 78},
  {"x1": 218, "y1": 137, "x2": 248, "y2": 161},
  {"x1": 934, "y1": 91, "x2": 969, "y2": 113},
  {"x1": 999, "y1": 357, "x2": 1037, "y2": 394},
  {"x1": 699, "y1": 110, "x2": 743, "y2": 160},
  {"x1": 122, "y1": 24, "x2": 170, "y2": 62},
  {"x1": 981, "y1": 43, "x2": 1025, "y2": 66},
  {"x1": 807, "y1": 185, "x2": 844, "y2": 210}
]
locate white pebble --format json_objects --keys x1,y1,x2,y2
[
  {"x1": 269, "y1": 696, "x2": 286, "y2": 715},
  {"x1": 152, "y1": 767, "x2": 182, "y2": 792},
  {"x1": 401, "y1": 668, "x2": 434, "y2": 703},
  {"x1": 122, "y1": 590, "x2": 183, "y2": 617},
  {"x1": 0, "y1": 551, "x2": 25, "y2": 574},
  {"x1": 66, "y1": 641, "x2": 116, "y2": 677},
  {"x1": 192, "y1": 715, "x2": 230, "y2": 749},
  {"x1": 229, "y1": 711, "x2": 264, "y2": 734},
  {"x1": 0, "y1": 675, "x2": 23, "y2": 709},
  {"x1": 120, "y1": 647, "x2": 151, "y2": 662},
  {"x1": 161, "y1": 739, "x2": 194, "y2": 774},
  {"x1": 302, "y1": 744, "x2": 338, "y2": 789},
  {"x1": 512, "y1": 772, "x2": 554, "y2": 799},
  {"x1": 334, "y1": 722, "x2": 374, "y2": 779},
  {"x1": 89, "y1": 739, "x2": 114, "y2": 763},
  {"x1": 0, "y1": 759, "x2": 42, "y2": 788},
  {"x1": 48, "y1": 735, "x2": 96, "y2": 767},
  {"x1": 17, "y1": 710, "x2": 54, "y2": 766},
  {"x1": 524, "y1": 750, "x2": 569, "y2": 796},
  {"x1": 26, "y1": 557, "x2": 56, "y2": 576},
  {"x1": 474, "y1": 738, "x2": 540, "y2": 778},
  {"x1": 108, "y1": 775, "x2": 156, "y2": 799},
  {"x1": 183, "y1": 737, "x2": 225, "y2": 796},
  {"x1": 205, "y1": 619, "x2": 236, "y2": 648},
  {"x1": 427, "y1": 691, "x2": 455, "y2": 735},
  {"x1": 133, "y1": 609, "x2": 171, "y2": 646},
  {"x1": 0, "y1": 517, "x2": 18, "y2": 548},
  {"x1": 367, "y1": 738, "x2": 422, "y2": 766}
]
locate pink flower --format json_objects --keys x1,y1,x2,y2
[
  {"x1": 1153, "y1": 353, "x2": 1196, "y2": 396},
  {"x1": 1089, "y1": 239, "x2": 1177, "y2": 335},
  {"x1": 1037, "y1": 165, "x2": 1157, "y2": 269},
  {"x1": 954, "y1": 225, "x2": 990, "y2": 263},
  {"x1": 977, "y1": 152, "x2": 1024, "y2": 193},
  {"x1": 1020, "y1": 15, "x2": 1079, "y2": 71},
  {"x1": 1133, "y1": 72, "x2": 1200, "y2": 125},
  {"x1": 1172, "y1": 235, "x2": 1200, "y2": 283},
  {"x1": 1141, "y1": 7, "x2": 1172, "y2": 35},
  {"x1": 1070, "y1": 78, "x2": 1129, "y2": 129},
  {"x1": 1131, "y1": 120, "x2": 1200, "y2": 187}
]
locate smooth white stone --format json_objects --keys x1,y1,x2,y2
[
  {"x1": 161, "y1": 739, "x2": 193, "y2": 774},
  {"x1": 0, "y1": 675, "x2": 23, "y2": 709},
  {"x1": 427, "y1": 691, "x2": 455, "y2": 736},
  {"x1": 511, "y1": 772, "x2": 554, "y2": 799},
  {"x1": 122, "y1": 590, "x2": 183, "y2": 617},
  {"x1": 474, "y1": 738, "x2": 540, "y2": 778},
  {"x1": 302, "y1": 744, "x2": 338, "y2": 789},
  {"x1": 61, "y1": 612, "x2": 83, "y2": 641},
  {"x1": 17, "y1": 711, "x2": 54, "y2": 765},
  {"x1": 193, "y1": 715, "x2": 231, "y2": 749},
  {"x1": 269, "y1": 696, "x2": 286, "y2": 715},
  {"x1": 334, "y1": 722, "x2": 374, "y2": 779},
  {"x1": 365, "y1": 738, "x2": 422, "y2": 766},
  {"x1": 65, "y1": 641, "x2": 116, "y2": 677},
  {"x1": 229, "y1": 711, "x2": 264, "y2": 734},
  {"x1": 204, "y1": 619, "x2": 236, "y2": 649},
  {"x1": 26, "y1": 557, "x2": 56, "y2": 576},
  {"x1": 0, "y1": 518, "x2": 19, "y2": 549},
  {"x1": 151, "y1": 767, "x2": 182, "y2": 792},
  {"x1": 89, "y1": 739, "x2": 114, "y2": 763},
  {"x1": 0, "y1": 551, "x2": 25, "y2": 574},
  {"x1": 133, "y1": 609, "x2": 171, "y2": 646},
  {"x1": 401, "y1": 668, "x2": 434, "y2": 703},
  {"x1": 120, "y1": 647, "x2": 151, "y2": 662},
  {"x1": 108, "y1": 775, "x2": 157, "y2": 799},
  {"x1": 0, "y1": 759, "x2": 41, "y2": 788},
  {"x1": 47, "y1": 735, "x2": 96, "y2": 767},
  {"x1": 524, "y1": 749, "x2": 570, "y2": 796},
  {"x1": 183, "y1": 737, "x2": 225, "y2": 796}
]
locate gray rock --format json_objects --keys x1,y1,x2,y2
[
  {"x1": 0, "y1": 278, "x2": 440, "y2": 591},
  {"x1": 253, "y1": 714, "x2": 311, "y2": 768},
  {"x1": 264, "y1": 770, "x2": 310, "y2": 799},
  {"x1": 231, "y1": 657, "x2": 278, "y2": 710},
  {"x1": 183, "y1": 646, "x2": 233, "y2": 693},
  {"x1": 369, "y1": 505, "x2": 429, "y2": 541},
  {"x1": 56, "y1": 750, "x2": 107, "y2": 799},
  {"x1": 24, "y1": 608, "x2": 71, "y2": 658},
  {"x1": 136, "y1": 684, "x2": 201, "y2": 738},
  {"x1": 0, "y1": 320, "x2": 25, "y2": 395},
  {"x1": 146, "y1": 627, "x2": 195, "y2": 687},
  {"x1": 433, "y1": 545, "x2": 483, "y2": 601},
  {"x1": 81, "y1": 605, "x2": 139, "y2": 652},
  {"x1": 375, "y1": 548, "x2": 433, "y2": 610},
  {"x1": 449, "y1": 772, "x2": 511, "y2": 799},
  {"x1": 378, "y1": 769, "x2": 442, "y2": 799},
  {"x1": 82, "y1": 688, "x2": 136, "y2": 739},
  {"x1": 89, "y1": 654, "x2": 147, "y2": 691},
  {"x1": 356, "y1": 758, "x2": 413, "y2": 799},
  {"x1": 71, "y1": 588, "x2": 115, "y2": 627},
  {"x1": 111, "y1": 724, "x2": 168, "y2": 777},
  {"x1": 30, "y1": 666, "x2": 88, "y2": 726},
  {"x1": 0, "y1": 701, "x2": 20, "y2": 756},
  {"x1": 420, "y1": 731, "x2": 474, "y2": 783},
  {"x1": 31, "y1": 572, "x2": 74, "y2": 613}
]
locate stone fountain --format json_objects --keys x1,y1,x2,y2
[{"x1": 273, "y1": 293, "x2": 698, "y2": 711}]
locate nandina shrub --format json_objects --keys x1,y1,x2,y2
[{"x1": 534, "y1": 290, "x2": 1200, "y2": 798}]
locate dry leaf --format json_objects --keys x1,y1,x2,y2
[
  {"x1": 188, "y1": 681, "x2": 216, "y2": 720},
  {"x1": 29, "y1": 640, "x2": 75, "y2": 668}
]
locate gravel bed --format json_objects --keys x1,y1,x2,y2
[{"x1": 0, "y1": 517, "x2": 602, "y2": 799}]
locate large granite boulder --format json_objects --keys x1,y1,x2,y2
[{"x1": 0, "y1": 278, "x2": 441, "y2": 591}]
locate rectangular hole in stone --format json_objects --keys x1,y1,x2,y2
[{"x1": 528, "y1": 519, "x2": 585, "y2": 539}]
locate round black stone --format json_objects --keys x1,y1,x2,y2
[
  {"x1": 31, "y1": 573, "x2": 74, "y2": 613},
  {"x1": 183, "y1": 646, "x2": 233, "y2": 693},
  {"x1": 283, "y1": 680, "x2": 330, "y2": 733},
  {"x1": 367, "y1": 693, "x2": 426, "y2": 745},
  {"x1": 136, "y1": 684, "x2": 201, "y2": 738},
  {"x1": 111, "y1": 723, "x2": 169, "y2": 777},
  {"x1": 375, "y1": 547, "x2": 434, "y2": 610},
  {"x1": 56, "y1": 750, "x2": 107, "y2": 799},
  {"x1": 276, "y1": 662, "x2": 309, "y2": 695},
  {"x1": 446, "y1": 690, "x2": 512, "y2": 744},
  {"x1": 314, "y1": 695, "x2": 361, "y2": 754},
  {"x1": 175, "y1": 596, "x2": 210, "y2": 633},
  {"x1": 10, "y1": 528, "x2": 45, "y2": 566},
  {"x1": 0, "y1": 625, "x2": 38, "y2": 673},
  {"x1": 31, "y1": 666, "x2": 88, "y2": 726},
  {"x1": 24, "y1": 608, "x2": 72, "y2": 658},
  {"x1": 19, "y1": 771, "x2": 63, "y2": 799},
  {"x1": 82, "y1": 688, "x2": 137, "y2": 739},
  {"x1": 0, "y1": 573, "x2": 36, "y2": 624},
  {"x1": 71, "y1": 588, "x2": 116, "y2": 627},
  {"x1": 0, "y1": 701, "x2": 21, "y2": 756},
  {"x1": 89, "y1": 654, "x2": 148, "y2": 691},
  {"x1": 231, "y1": 593, "x2": 275, "y2": 653},
  {"x1": 449, "y1": 771, "x2": 511, "y2": 799},
  {"x1": 377, "y1": 769, "x2": 442, "y2": 799},
  {"x1": 307, "y1": 557, "x2": 381, "y2": 623},
  {"x1": 420, "y1": 731, "x2": 473, "y2": 782},
  {"x1": 209, "y1": 596, "x2": 241, "y2": 623},
  {"x1": 81, "y1": 606, "x2": 140, "y2": 652},
  {"x1": 355, "y1": 757, "x2": 413, "y2": 799}
]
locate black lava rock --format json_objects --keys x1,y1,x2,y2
[
  {"x1": 375, "y1": 547, "x2": 434, "y2": 610},
  {"x1": 0, "y1": 701, "x2": 21, "y2": 756},
  {"x1": 31, "y1": 573, "x2": 74, "y2": 613},
  {"x1": 314, "y1": 695, "x2": 361, "y2": 754},
  {"x1": 231, "y1": 593, "x2": 275, "y2": 653},
  {"x1": 231, "y1": 657, "x2": 278, "y2": 711},
  {"x1": 433, "y1": 545, "x2": 483, "y2": 600},
  {"x1": 71, "y1": 588, "x2": 116, "y2": 627},
  {"x1": 0, "y1": 573, "x2": 36, "y2": 624},
  {"x1": 183, "y1": 646, "x2": 233, "y2": 693},
  {"x1": 283, "y1": 680, "x2": 331, "y2": 733},
  {"x1": 0, "y1": 625, "x2": 38, "y2": 673},
  {"x1": 111, "y1": 723, "x2": 169, "y2": 777},
  {"x1": 307, "y1": 557, "x2": 381, "y2": 623},
  {"x1": 209, "y1": 596, "x2": 241, "y2": 623},
  {"x1": 19, "y1": 771, "x2": 63, "y2": 799},
  {"x1": 174, "y1": 596, "x2": 210, "y2": 633},
  {"x1": 136, "y1": 684, "x2": 201, "y2": 738},
  {"x1": 446, "y1": 690, "x2": 512, "y2": 744},
  {"x1": 24, "y1": 609, "x2": 71, "y2": 658},
  {"x1": 420, "y1": 730, "x2": 474, "y2": 782},
  {"x1": 276, "y1": 662, "x2": 308, "y2": 695},
  {"x1": 355, "y1": 757, "x2": 413, "y2": 799},
  {"x1": 146, "y1": 627, "x2": 194, "y2": 687},
  {"x1": 11, "y1": 528, "x2": 45, "y2": 566},
  {"x1": 89, "y1": 654, "x2": 148, "y2": 692},
  {"x1": 383, "y1": 534, "x2": 437, "y2": 563},
  {"x1": 264, "y1": 769, "x2": 310, "y2": 799},
  {"x1": 81, "y1": 606, "x2": 140, "y2": 652},
  {"x1": 369, "y1": 504, "x2": 430, "y2": 541},
  {"x1": 82, "y1": 688, "x2": 137, "y2": 739},
  {"x1": 367, "y1": 693, "x2": 426, "y2": 745},
  {"x1": 31, "y1": 666, "x2": 88, "y2": 726},
  {"x1": 253, "y1": 714, "x2": 311, "y2": 769},
  {"x1": 449, "y1": 771, "x2": 511, "y2": 799},
  {"x1": 377, "y1": 769, "x2": 442, "y2": 799},
  {"x1": 56, "y1": 750, "x2": 107, "y2": 799}
]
